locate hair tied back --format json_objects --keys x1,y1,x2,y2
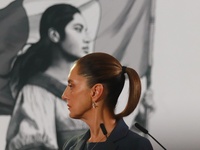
[{"x1": 122, "y1": 66, "x2": 127, "y2": 74}]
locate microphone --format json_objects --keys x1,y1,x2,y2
[
  {"x1": 100, "y1": 123, "x2": 116, "y2": 149},
  {"x1": 100, "y1": 123, "x2": 108, "y2": 137},
  {"x1": 135, "y1": 123, "x2": 167, "y2": 150}
]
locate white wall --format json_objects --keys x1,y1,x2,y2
[
  {"x1": 1, "y1": 1, "x2": 200, "y2": 150},
  {"x1": 149, "y1": 0, "x2": 200, "y2": 150}
]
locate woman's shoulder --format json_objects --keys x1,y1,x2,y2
[
  {"x1": 26, "y1": 72, "x2": 66, "y2": 98},
  {"x1": 22, "y1": 84, "x2": 54, "y2": 96},
  {"x1": 19, "y1": 84, "x2": 57, "y2": 104},
  {"x1": 127, "y1": 130, "x2": 148, "y2": 141},
  {"x1": 113, "y1": 119, "x2": 153, "y2": 149},
  {"x1": 123, "y1": 130, "x2": 153, "y2": 150}
]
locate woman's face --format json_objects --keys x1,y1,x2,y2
[
  {"x1": 61, "y1": 13, "x2": 91, "y2": 59},
  {"x1": 62, "y1": 64, "x2": 92, "y2": 119}
]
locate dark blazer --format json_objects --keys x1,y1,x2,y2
[{"x1": 63, "y1": 119, "x2": 153, "y2": 150}]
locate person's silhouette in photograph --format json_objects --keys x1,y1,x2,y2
[{"x1": 6, "y1": 4, "x2": 91, "y2": 150}]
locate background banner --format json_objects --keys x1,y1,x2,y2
[{"x1": 0, "y1": 0, "x2": 155, "y2": 149}]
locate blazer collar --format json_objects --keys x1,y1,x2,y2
[
  {"x1": 107, "y1": 118, "x2": 129, "y2": 142},
  {"x1": 71, "y1": 119, "x2": 128, "y2": 150}
]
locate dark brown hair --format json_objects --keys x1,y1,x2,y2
[
  {"x1": 76, "y1": 52, "x2": 141, "y2": 119},
  {"x1": 10, "y1": 4, "x2": 80, "y2": 92}
]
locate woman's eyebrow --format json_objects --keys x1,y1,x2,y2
[{"x1": 74, "y1": 23, "x2": 83, "y2": 28}]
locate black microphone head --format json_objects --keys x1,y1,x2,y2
[
  {"x1": 100, "y1": 123, "x2": 108, "y2": 136},
  {"x1": 134, "y1": 123, "x2": 148, "y2": 134}
]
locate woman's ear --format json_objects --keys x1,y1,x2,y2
[
  {"x1": 48, "y1": 28, "x2": 60, "y2": 43},
  {"x1": 91, "y1": 84, "x2": 104, "y2": 102}
]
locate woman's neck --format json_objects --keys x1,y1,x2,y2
[
  {"x1": 44, "y1": 60, "x2": 73, "y2": 82},
  {"x1": 44, "y1": 47, "x2": 77, "y2": 82},
  {"x1": 85, "y1": 107, "x2": 116, "y2": 142},
  {"x1": 88, "y1": 120, "x2": 116, "y2": 143}
]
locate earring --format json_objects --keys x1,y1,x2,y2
[{"x1": 92, "y1": 102, "x2": 97, "y2": 108}]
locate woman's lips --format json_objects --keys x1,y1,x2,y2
[
  {"x1": 82, "y1": 46, "x2": 89, "y2": 54},
  {"x1": 67, "y1": 104, "x2": 71, "y2": 109}
]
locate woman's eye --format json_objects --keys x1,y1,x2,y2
[
  {"x1": 74, "y1": 24, "x2": 83, "y2": 33},
  {"x1": 74, "y1": 27, "x2": 82, "y2": 32},
  {"x1": 68, "y1": 83, "x2": 73, "y2": 89}
]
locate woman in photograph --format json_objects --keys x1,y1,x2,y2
[{"x1": 6, "y1": 4, "x2": 91, "y2": 150}]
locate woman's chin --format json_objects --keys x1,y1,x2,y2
[{"x1": 69, "y1": 113, "x2": 80, "y2": 119}]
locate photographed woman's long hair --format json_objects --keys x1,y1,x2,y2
[{"x1": 9, "y1": 4, "x2": 80, "y2": 93}]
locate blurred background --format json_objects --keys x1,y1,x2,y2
[{"x1": 148, "y1": 0, "x2": 200, "y2": 149}]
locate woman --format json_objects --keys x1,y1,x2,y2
[
  {"x1": 62, "y1": 52, "x2": 153, "y2": 150},
  {"x1": 6, "y1": 4, "x2": 90, "y2": 150}
]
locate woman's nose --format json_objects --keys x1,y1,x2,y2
[
  {"x1": 83, "y1": 32, "x2": 92, "y2": 43},
  {"x1": 62, "y1": 88, "x2": 68, "y2": 101}
]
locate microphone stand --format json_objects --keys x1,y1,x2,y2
[
  {"x1": 135, "y1": 123, "x2": 167, "y2": 150},
  {"x1": 147, "y1": 132, "x2": 167, "y2": 150}
]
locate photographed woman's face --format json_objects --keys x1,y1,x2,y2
[{"x1": 61, "y1": 13, "x2": 91, "y2": 59}]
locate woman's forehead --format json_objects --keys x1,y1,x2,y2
[
  {"x1": 70, "y1": 13, "x2": 86, "y2": 25},
  {"x1": 68, "y1": 65, "x2": 88, "y2": 85},
  {"x1": 68, "y1": 64, "x2": 80, "y2": 80}
]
